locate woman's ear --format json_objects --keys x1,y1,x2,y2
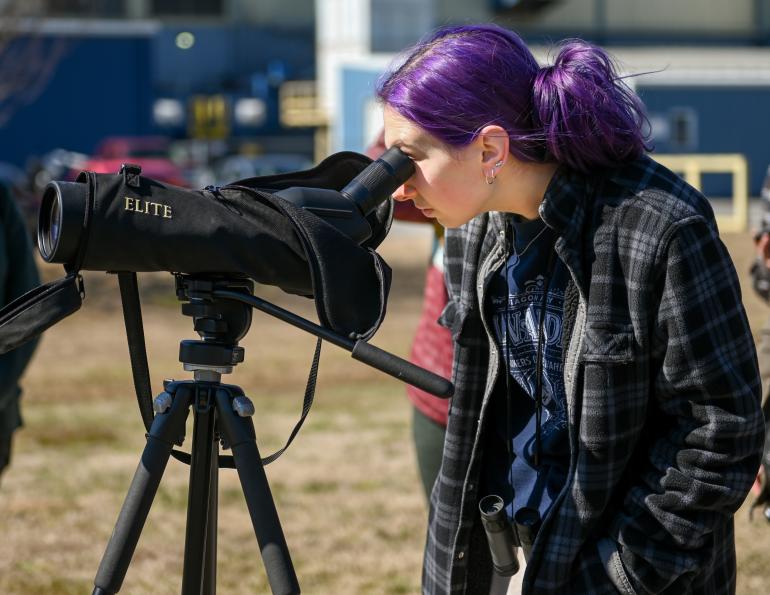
[{"x1": 478, "y1": 125, "x2": 509, "y2": 171}]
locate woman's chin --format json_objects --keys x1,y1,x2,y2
[{"x1": 440, "y1": 214, "x2": 473, "y2": 229}]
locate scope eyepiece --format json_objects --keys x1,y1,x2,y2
[
  {"x1": 273, "y1": 146, "x2": 414, "y2": 245},
  {"x1": 340, "y1": 146, "x2": 414, "y2": 216}
]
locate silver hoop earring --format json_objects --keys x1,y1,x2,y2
[{"x1": 494, "y1": 160, "x2": 504, "y2": 168}]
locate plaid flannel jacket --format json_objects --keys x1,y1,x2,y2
[{"x1": 425, "y1": 155, "x2": 765, "y2": 594}]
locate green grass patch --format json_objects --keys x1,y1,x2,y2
[{"x1": 300, "y1": 479, "x2": 338, "y2": 494}]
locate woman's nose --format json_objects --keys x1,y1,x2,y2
[{"x1": 392, "y1": 182, "x2": 415, "y2": 202}]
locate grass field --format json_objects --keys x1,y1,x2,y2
[{"x1": 1, "y1": 225, "x2": 769, "y2": 594}]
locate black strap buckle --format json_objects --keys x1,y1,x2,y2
[{"x1": 120, "y1": 163, "x2": 143, "y2": 188}]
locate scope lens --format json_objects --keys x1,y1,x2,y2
[
  {"x1": 46, "y1": 194, "x2": 61, "y2": 257},
  {"x1": 37, "y1": 181, "x2": 86, "y2": 264},
  {"x1": 38, "y1": 185, "x2": 62, "y2": 261}
]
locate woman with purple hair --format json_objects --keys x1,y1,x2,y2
[{"x1": 377, "y1": 24, "x2": 764, "y2": 595}]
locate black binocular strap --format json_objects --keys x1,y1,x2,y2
[{"x1": 117, "y1": 271, "x2": 321, "y2": 467}]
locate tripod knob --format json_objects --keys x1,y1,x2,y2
[
  {"x1": 154, "y1": 391, "x2": 173, "y2": 414},
  {"x1": 232, "y1": 396, "x2": 255, "y2": 417}
]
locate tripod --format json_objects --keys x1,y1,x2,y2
[{"x1": 92, "y1": 276, "x2": 299, "y2": 595}]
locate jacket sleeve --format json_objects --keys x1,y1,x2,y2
[
  {"x1": 0, "y1": 185, "x2": 40, "y2": 412},
  {"x1": 609, "y1": 215, "x2": 765, "y2": 593}
]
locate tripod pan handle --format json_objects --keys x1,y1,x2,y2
[{"x1": 351, "y1": 340, "x2": 454, "y2": 398}]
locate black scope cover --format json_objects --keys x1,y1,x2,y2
[
  {"x1": 73, "y1": 152, "x2": 392, "y2": 339},
  {"x1": 233, "y1": 151, "x2": 394, "y2": 250}
]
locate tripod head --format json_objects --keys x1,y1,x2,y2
[{"x1": 175, "y1": 274, "x2": 254, "y2": 378}]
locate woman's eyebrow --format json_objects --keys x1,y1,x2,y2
[{"x1": 392, "y1": 139, "x2": 419, "y2": 152}]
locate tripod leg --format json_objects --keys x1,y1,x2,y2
[
  {"x1": 182, "y1": 386, "x2": 218, "y2": 595},
  {"x1": 93, "y1": 385, "x2": 192, "y2": 595},
  {"x1": 202, "y1": 440, "x2": 219, "y2": 595},
  {"x1": 214, "y1": 388, "x2": 300, "y2": 595}
]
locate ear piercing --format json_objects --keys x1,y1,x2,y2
[{"x1": 485, "y1": 160, "x2": 505, "y2": 184}]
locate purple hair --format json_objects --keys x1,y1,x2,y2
[{"x1": 377, "y1": 24, "x2": 651, "y2": 172}]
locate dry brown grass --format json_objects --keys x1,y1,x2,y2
[{"x1": 1, "y1": 225, "x2": 769, "y2": 594}]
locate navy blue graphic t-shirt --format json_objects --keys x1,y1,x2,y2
[{"x1": 482, "y1": 216, "x2": 570, "y2": 525}]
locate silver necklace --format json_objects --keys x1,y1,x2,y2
[{"x1": 514, "y1": 224, "x2": 549, "y2": 257}]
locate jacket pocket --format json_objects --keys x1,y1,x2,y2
[
  {"x1": 582, "y1": 322, "x2": 635, "y2": 364},
  {"x1": 579, "y1": 323, "x2": 643, "y2": 451}
]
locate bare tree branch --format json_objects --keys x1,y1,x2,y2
[{"x1": 0, "y1": 1, "x2": 67, "y2": 127}]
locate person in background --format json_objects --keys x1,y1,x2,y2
[
  {"x1": 748, "y1": 164, "x2": 770, "y2": 519},
  {"x1": 366, "y1": 131, "x2": 453, "y2": 500},
  {"x1": 0, "y1": 181, "x2": 40, "y2": 483},
  {"x1": 377, "y1": 24, "x2": 764, "y2": 595}
]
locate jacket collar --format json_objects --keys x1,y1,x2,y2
[
  {"x1": 543, "y1": 165, "x2": 596, "y2": 298},
  {"x1": 486, "y1": 165, "x2": 594, "y2": 298}
]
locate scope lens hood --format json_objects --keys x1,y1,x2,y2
[{"x1": 38, "y1": 181, "x2": 87, "y2": 263}]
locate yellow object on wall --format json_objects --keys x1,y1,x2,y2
[{"x1": 654, "y1": 154, "x2": 749, "y2": 233}]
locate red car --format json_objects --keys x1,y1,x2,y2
[{"x1": 77, "y1": 136, "x2": 188, "y2": 187}]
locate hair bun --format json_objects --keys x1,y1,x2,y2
[{"x1": 532, "y1": 40, "x2": 650, "y2": 171}]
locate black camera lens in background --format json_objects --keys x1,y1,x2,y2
[{"x1": 37, "y1": 181, "x2": 86, "y2": 263}]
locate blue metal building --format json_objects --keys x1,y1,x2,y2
[{"x1": 0, "y1": 19, "x2": 315, "y2": 168}]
